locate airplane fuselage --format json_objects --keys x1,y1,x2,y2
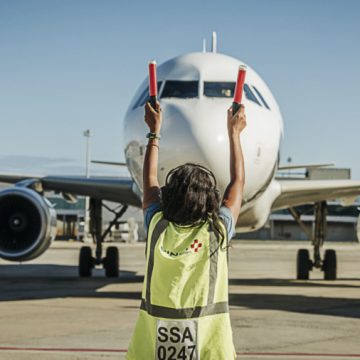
[
  {"x1": 0, "y1": 50, "x2": 347, "y2": 282},
  {"x1": 123, "y1": 52, "x2": 283, "y2": 232}
]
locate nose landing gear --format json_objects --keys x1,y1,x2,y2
[
  {"x1": 292, "y1": 201, "x2": 337, "y2": 280},
  {"x1": 78, "y1": 198, "x2": 128, "y2": 278}
]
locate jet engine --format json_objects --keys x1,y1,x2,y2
[{"x1": 0, "y1": 187, "x2": 57, "y2": 261}]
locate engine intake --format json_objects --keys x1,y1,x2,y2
[{"x1": 0, "y1": 187, "x2": 57, "y2": 261}]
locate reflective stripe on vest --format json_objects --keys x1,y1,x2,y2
[{"x1": 142, "y1": 214, "x2": 229, "y2": 319}]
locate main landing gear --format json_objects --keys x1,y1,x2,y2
[
  {"x1": 290, "y1": 201, "x2": 337, "y2": 280},
  {"x1": 78, "y1": 199, "x2": 128, "y2": 278}
]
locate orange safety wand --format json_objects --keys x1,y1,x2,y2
[
  {"x1": 148, "y1": 60, "x2": 157, "y2": 110},
  {"x1": 232, "y1": 65, "x2": 247, "y2": 114}
]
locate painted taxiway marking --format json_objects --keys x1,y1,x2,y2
[
  {"x1": 0, "y1": 347, "x2": 125, "y2": 353},
  {"x1": 1, "y1": 348, "x2": 360, "y2": 358},
  {"x1": 241, "y1": 352, "x2": 360, "y2": 358}
]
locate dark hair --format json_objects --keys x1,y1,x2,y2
[{"x1": 161, "y1": 163, "x2": 225, "y2": 244}]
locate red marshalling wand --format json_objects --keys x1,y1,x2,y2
[
  {"x1": 148, "y1": 60, "x2": 157, "y2": 110},
  {"x1": 232, "y1": 65, "x2": 247, "y2": 114}
]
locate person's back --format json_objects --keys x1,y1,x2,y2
[{"x1": 126, "y1": 101, "x2": 246, "y2": 359}]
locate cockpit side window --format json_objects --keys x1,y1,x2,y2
[
  {"x1": 161, "y1": 81, "x2": 198, "y2": 99},
  {"x1": 243, "y1": 84, "x2": 261, "y2": 106},
  {"x1": 203, "y1": 82, "x2": 263, "y2": 108},
  {"x1": 252, "y1": 86, "x2": 271, "y2": 110},
  {"x1": 203, "y1": 82, "x2": 235, "y2": 98},
  {"x1": 133, "y1": 82, "x2": 162, "y2": 109}
]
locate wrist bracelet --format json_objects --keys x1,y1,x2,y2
[{"x1": 146, "y1": 132, "x2": 161, "y2": 140}]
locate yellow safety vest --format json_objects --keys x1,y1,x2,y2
[{"x1": 126, "y1": 211, "x2": 236, "y2": 360}]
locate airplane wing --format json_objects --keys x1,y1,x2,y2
[
  {"x1": 0, "y1": 173, "x2": 142, "y2": 207},
  {"x1": 277, "y1": 163, "x2": 334, "y2": 171},
  {"x1": 272, "y1": 179, "x2": 360, "y2": 210}
]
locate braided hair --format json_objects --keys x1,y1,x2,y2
[{"x1": 161, "y1": 163, "x2": 225, "y2": 245}]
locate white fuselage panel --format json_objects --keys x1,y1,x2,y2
[{"x1": 123, "y1": 52, "x2": 283, "y2": 231}]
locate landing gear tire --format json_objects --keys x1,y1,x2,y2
[
  {"x1": 297, "y1": 249, "x2": 311, "y2": 280},
  {"x1": 323, "y1": 249, "x2": 337, "y2": 280},
  {"x1": 104, "y1": 246, "x2": 119, "y2": 278},
  {"x1": 79, "y1": 246, "x2": 93, "y2": 277}
]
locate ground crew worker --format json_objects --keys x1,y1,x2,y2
[{"x1": 126, "y1": 100, "x2": 246, "y2": 360}]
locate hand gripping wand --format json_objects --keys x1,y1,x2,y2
[
  {"x1": 148, "y1": 60, "x2": 157, "y2": 110},
  {"x1": 232, "y1": 65, "x2": 247, "y2": 114}
]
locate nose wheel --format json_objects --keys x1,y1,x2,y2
[{"x1": 78, "y1": 199, "x2": 128, "y2": 278}]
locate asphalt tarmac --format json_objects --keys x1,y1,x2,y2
[{"x1": 0, "y1": 240, "x2": 360, "y2": 360}]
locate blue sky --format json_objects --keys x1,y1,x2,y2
[{"x1": 0, "y1": 0, "x2": 359, "y2": 177}]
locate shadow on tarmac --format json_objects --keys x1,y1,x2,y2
[
  {"x1": 229, "y1": 293, "x2": 360, "y2": 319},
  {"x1": 0, "y1": 264, "x2": 360, "y2": 320},
  {"x1": 0, "y1": 264, "x2": 144, "y2": 281},
  {"x1": 229, "y1": 278, "x2": 360, "y2": 288}
]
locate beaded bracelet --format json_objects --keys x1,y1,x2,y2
[{"x1": 146, "y1": 132, "x2": 161, "y2": 140}]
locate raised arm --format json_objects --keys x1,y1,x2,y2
[
  {"x1": 142, "y1": 101, "x2": 162, "y2": 209},
  {"x1": 222, "y1": 104, "x2": 247, "y2": 221}
]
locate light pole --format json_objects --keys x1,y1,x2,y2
[
  {"x1": 287, "y1": 156, "x2": 292, "y2": 177},
  {"x1": 84, "y1": 129, "x2": 92, "y2": 178},
  {"x1": 83, "y1": 129, "x2": 92, "y2": 241}
]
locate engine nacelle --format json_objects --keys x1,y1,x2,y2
[{"x1": 0, "y1": 187, "x2": 57, "y2": 261}]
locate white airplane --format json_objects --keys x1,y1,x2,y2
[{"x1": 1, "y1": 35, "x2": 360, "y2": 280}]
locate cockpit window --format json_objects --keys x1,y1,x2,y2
[
  {"x1": 133, "y1": 82, "x2": 162, "y2": 109},
  {"x1": 252, "y1": 86, "x2": 271, "y2": 110},
  {"x1": 203, "y1": 82, "x2": 263, "y2": 107},
  {"x1": 161, "y1": 81, "x2": 198, "y2": 99},
  {"x1": 204, "y1": 82, "x2": 235, "y2": 98},
  {"x1": 243, "y1": 84, "x2": 261, "y2": 106}
]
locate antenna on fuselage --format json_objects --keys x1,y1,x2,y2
[
  {"x1": 202, "y1": 38, "x2": 207, "y2": 52},
  {"x1": 211, "y1": 31, "x2": 217, "y2": 53}
]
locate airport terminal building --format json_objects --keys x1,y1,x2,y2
[
  {"x1": 44, "y1": 195, "x2": 360, "y2": 243},
  {"x1": 237, "y1": 202, "x2": 360, "y2": 241}
]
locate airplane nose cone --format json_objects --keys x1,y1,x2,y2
[
  {"x1": 157, "y1": 101, "x2": 210, "y2": 185},
  {"x1": 159, "y1": 101, "x2": 230, "y2": 188},
  {"x1": 124, "y1": 100, "x2": 230, "y2": 193}
]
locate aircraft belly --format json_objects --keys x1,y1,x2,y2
[{"x1": 235, "y1": 180, "x2": 281, "y2": 232}]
